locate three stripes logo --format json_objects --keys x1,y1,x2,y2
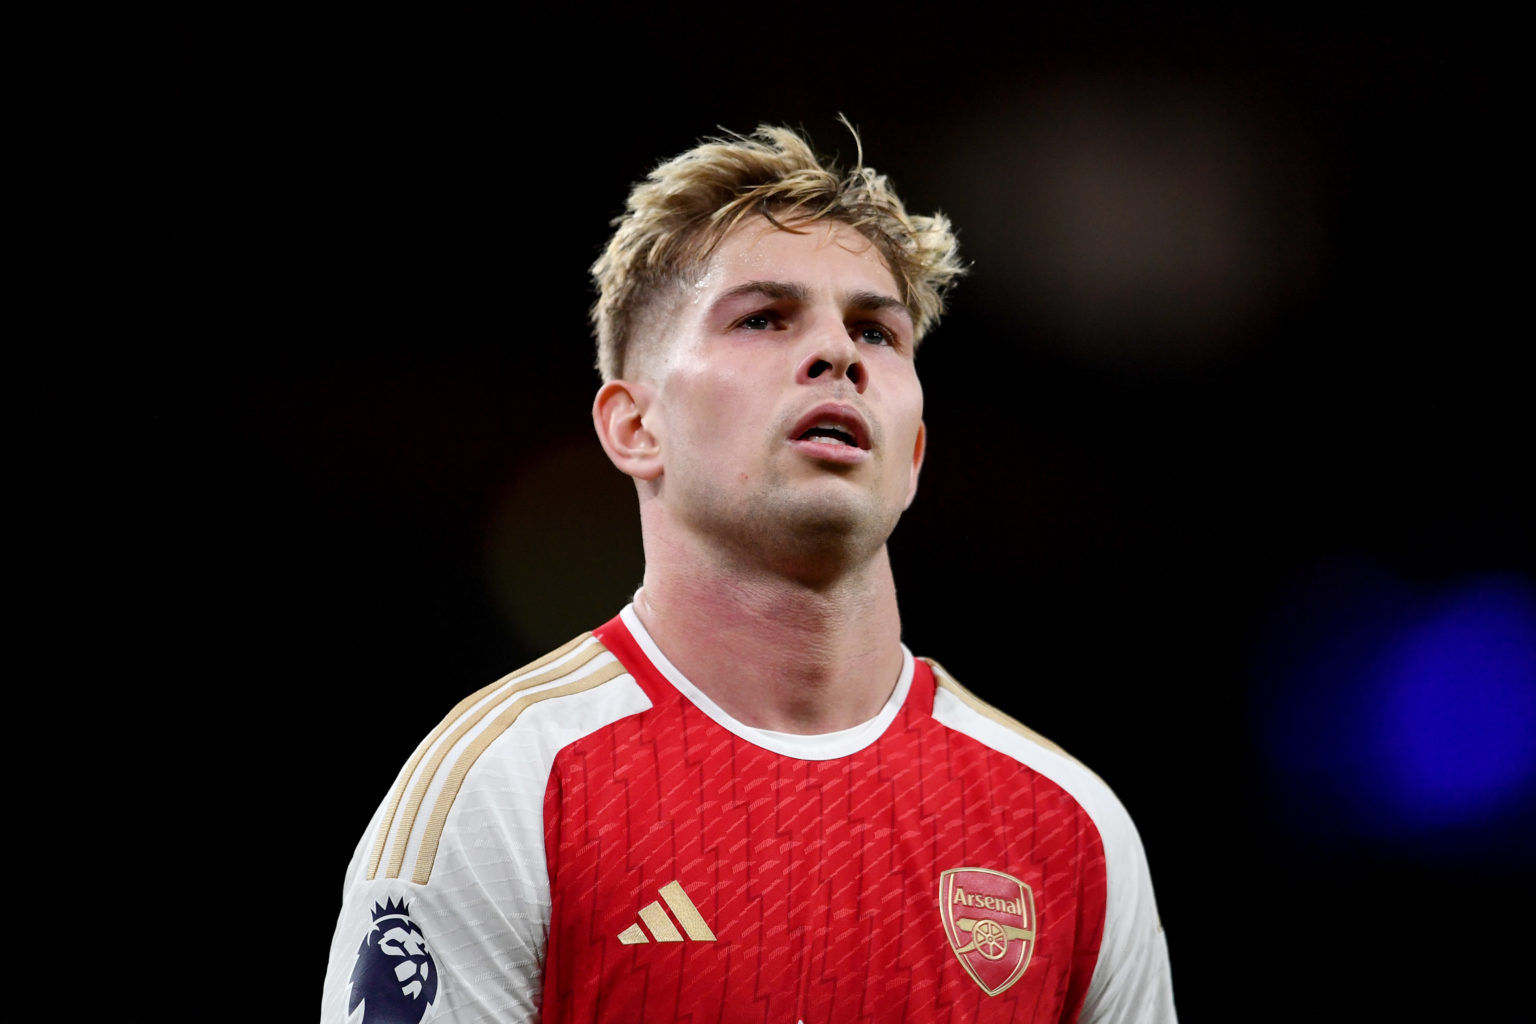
[{"x1": 617, "y1": 880, "x2": 716, "y2": 944}]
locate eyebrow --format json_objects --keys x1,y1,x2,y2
[
  {"x1": 844, "y1": 290, "x2": 914, "y2": 325},
  {"x1": 710, "y1": 280, "x2": 811, "y2": 310},
  {"x1": 709, "y1": 280, "x2": 913, "y2": 325}
]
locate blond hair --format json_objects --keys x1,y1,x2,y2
[{"x1": 590, "y1": 123, "x2": 966, "y2": 381}]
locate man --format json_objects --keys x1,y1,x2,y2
[{"x1": 322, "y1": 124, "x2": 1176, "y2": 1023}]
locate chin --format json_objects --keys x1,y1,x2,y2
[{"x1": 761, "y1": 495, "x2": 899, "y2": 559}]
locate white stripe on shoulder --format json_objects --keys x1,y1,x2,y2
[
  {"x1": 926, "y1": 658, "x2": 1083, "y2": 759},
  {"x1": 367, "y1": 633, "x2": 645, "y2": 884}
]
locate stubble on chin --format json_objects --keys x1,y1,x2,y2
[{"x1": 689, "y1": 471, "x2": 901, "y2": 580}]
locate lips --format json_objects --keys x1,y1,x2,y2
[{"x1": 788, "y1": 404, "x2": 871, "y2": 451}]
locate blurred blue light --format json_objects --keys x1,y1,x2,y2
[
  {"x1": 1251, "y1": 562, "x2": 1536, "y2": 859},
  {"x1": 1369, "y1": 576, "x2": 1536, "y2": 827}
]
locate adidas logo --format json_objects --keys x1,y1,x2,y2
[{"x1": 617, "y1": 880, "x2": 716, "y2": 944}]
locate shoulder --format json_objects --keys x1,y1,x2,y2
[
  {"x1": 923, "y1": 656, "x2": 1149, "y2": 884},
  {"x1": 322, "y1": 632, "x2": 656, "y2": 1022},
  {"x1": 365, "y1": 630, "x2": 653, "y2": 887},
  {"x1": 925, "y1": 657, "x2": 1120, "y2": 823},
  {"x1": 924, "y1": 658, "x2": 1177, "y2": 1023}
]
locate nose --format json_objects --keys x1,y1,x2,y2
[{"x1": 795, "y1": 327, "x2": 867, "y2": 393}]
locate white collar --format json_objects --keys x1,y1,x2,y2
[{"x1": 618, "y1": 603, "x2": 914, "y2": 761}]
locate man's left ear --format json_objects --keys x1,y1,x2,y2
[{"x1": 904, "y1": 420, "x2": 926, "y2": 509}]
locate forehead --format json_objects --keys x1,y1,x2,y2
[
  {"x1": 692, "y1": 217, "x2": 901, "y2": 302},
  {"x1": 626, "y1": 218, "x2": 906, "y2": 382}
]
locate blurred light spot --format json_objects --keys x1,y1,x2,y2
[
  {"x1": 1370, "y1": 577, "x2": 1536, "y2": 826},
  {"x1": 939, "y1": 73, "x2": 1323, "y2": 366},
  {"x1": 1250, "y1": 560, "x2": 1536, "y2": 862}
]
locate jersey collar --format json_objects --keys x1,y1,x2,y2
[{"x1": 602, "y1": 602, "x2": 916, "y2": 761}]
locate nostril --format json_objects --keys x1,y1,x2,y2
[
  {"x1": 807, "y1": 359, "x2": 831, "y2": 379},
  {"x1": 848, "y1": 364, "x2": 864, "y2": 388}
]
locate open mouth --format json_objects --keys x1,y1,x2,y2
[
  {"x1": 797, "y1": 423, "x2": 859, "y2": 447},
  {"x1": 790, "y1": 406, "x2": 871, "y2": 452}
]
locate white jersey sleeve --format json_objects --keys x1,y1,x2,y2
[{"x1": 319, "y1": 634, "x2": 652, "y2": 1023}]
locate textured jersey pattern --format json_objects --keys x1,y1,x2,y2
[
  {"x1": 323, "y1": 610, "x2": 1175, "y2": 1024},
  {"x1": 539, "y1": 618, "x2": 1108, "y2": 1023}
]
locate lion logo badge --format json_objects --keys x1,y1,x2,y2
[
  {"x1": 939, "y1": 867, "x2": 1037, "y2": 996},
  {"x1": 347, "y1": 897, "x2": 439, "y2": 1023}
]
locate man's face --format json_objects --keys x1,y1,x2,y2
[{"x1": 641, "y1": 216, "x2": 926, "y2": 565}]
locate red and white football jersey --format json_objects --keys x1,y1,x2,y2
[{"x1": 322, "y1": 606, "x2": 1175, "y2": 1023}]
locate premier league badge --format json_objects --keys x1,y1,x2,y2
[
  {"x1": 939, "y1": 867, "x2": 1037, "y2": 996},
  {"x1": 347, "y1": 897, "x2": 439, "y2": 1023}
]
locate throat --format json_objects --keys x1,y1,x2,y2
[{"x1": 632, "y1": 564, "x2": 905, "y2": 734}]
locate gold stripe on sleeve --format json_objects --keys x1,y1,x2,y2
[
  {"x1": 382, "y1": 639, "x2": 610, "y2": 880},
  {"x1": 366, "y1": 632, "x2": 593, "y2": 880},
  {"x1": 925, "y1": 657, "x2": 1073, "y2": 759},
  {"x1": 410, "y1": 659, "x2": 629, "y2": 884}
]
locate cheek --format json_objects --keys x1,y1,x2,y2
[
  {"x1": 891, "y1": 382, "x2": 924, "y2": 450},
  {"x1": 670, "y1": 366, "x2": 766, "y2": 438}
]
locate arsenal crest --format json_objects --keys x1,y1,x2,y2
[{"x1": 938, "y1": 867, "x2": 1037, "y2": 996}]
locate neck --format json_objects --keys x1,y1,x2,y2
[{"x1": 633, "y1": 537, "x2": 907, "y2": 734}]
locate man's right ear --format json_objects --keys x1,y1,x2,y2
[{"x1": 592, "y1": 380, "x2": 663, "y2": 481}]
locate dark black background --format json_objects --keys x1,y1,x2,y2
[{"x1": 19, "y1": 3, "x2": 1531, "y2": 1019}]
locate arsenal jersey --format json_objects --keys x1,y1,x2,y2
[{"x1": 322, "y1": 606, "x2": 1175, "y2": 1023}]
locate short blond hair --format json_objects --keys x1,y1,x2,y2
[{"x1": 590, "y1": 123, "x2": 966, "y2": 381}]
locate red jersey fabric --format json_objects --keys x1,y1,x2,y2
[{"x1": 539, "y1": 615, "x2": 1108, "y2": 1023}]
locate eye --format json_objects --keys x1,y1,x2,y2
[
  {"x1": 736, "y1": 310, "x2": 781, "y2": 331},
  {"x1": 854, "y1": 322, "x2": 897, "y2": 346}
]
